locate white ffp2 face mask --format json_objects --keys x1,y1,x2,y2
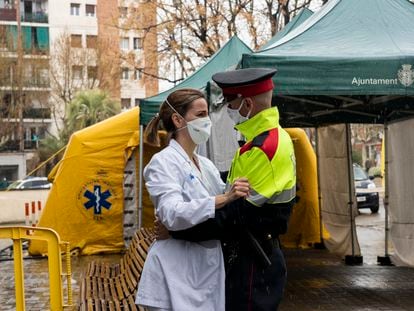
[
  {"x1": 226, "y1": 99, "x2": 251, "y2": 124},
  {"x1": 164, "y1": 99, "x2": 211, "y2": 144},
  {"x1": 186, "y1": 116, "x2": 212, "y2": 145}
]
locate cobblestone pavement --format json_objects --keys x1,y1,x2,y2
[
  {"x1": 1, "y1": 247, "x2": 414, "y2": 310},
  {"x1": 280, "y1": 249, "x2": 414, "y2": 311}
]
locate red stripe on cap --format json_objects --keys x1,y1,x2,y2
[{"x1": 222, "y1": 78, "x2": 274, "y2": 97}]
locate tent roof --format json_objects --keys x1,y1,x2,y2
[
  {"x1": 140, "y1": 36, "x2": 252, "y2": 125},
  {"x1": 257, "y1": 0, "x2": 414, "y2": 58},
  {"x1": 259, "y1": 8, "x2": 313, "y2": 51},
  {"x1": 242, "y1": 0, "x2": 414, "y2": 127}
]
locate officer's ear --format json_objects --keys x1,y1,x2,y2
[{"x1": 243, "y1": 97, "x2": 254, "y2": 111}]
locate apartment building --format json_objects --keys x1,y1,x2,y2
[
  {"x1": 0, "y1": 0, "x2": 51, "y2": 182},
  {"x1": 0, "y1": 0, "x2": 158, "y2": 183}
]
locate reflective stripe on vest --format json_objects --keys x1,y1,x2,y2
[{"x1": 248, "y1": 185, "x2": 296, "y2": 206}]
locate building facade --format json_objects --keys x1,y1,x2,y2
[{"x1": 0, "y1": 0, "x2": 158, "y2": 184}]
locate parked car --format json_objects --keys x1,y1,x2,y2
[
  {"x1": 7, "y1": 177, "x2": 51, "y2": 190},
  {"x1": 353, "y1": 163, "x2": 379, "y2": 213}
]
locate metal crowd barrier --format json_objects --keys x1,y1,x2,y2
[{"x1": 0, "y1": 226, "x2": 73, "y2": 310}]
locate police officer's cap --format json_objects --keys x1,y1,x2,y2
[{"x1": 212, "y1": 68, "x2": 277, "y2": 98}]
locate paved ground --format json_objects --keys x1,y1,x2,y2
[
  {"x1": 280, "y1": 249, "x2": 414, "y2": 311},
  {"x1": 1, "y1": 247, "x2": 414, "y2": 310},
  {"x1": 355, "y1": 186, "x2": 391, "y2": 265}
]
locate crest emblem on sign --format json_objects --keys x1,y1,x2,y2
[{"x1": 397, "y1": 64, "x2": 414, "y2": 87}]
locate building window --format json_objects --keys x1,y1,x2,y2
[
  {"x1": 3, "y1": 0, "x2": 13, "y2": 9},
  {"x1": 121, "y1": 68, "x2": 129, "y2": 80},
  {"x1": 71, "y1": 34, "x2": 82, "y2": 48},
  {"x1": 72, "y1": 65, "x2": 83, "y2": 80},
  {"x1": 70, "y1": 3, "x2": 80, "y2": 16},
  {"x1": 87, "y1": 66, "x2": 98, "y2": 80},
  {"x1": 85, "y1": 4, "x2": 95, "y2": 17},
  {"x1": 134, "y1": 98, "x2": 141, "y2": 106},
  {"x1": 119, "y1": 7, "x2": 128, "y2": 18},
  {"x1": 38, "y1": 68, "x2": 49, "y2": 85},
  {"x1": 121, "y1": 98, "x2": 131, "y2": 109},
  {"x1": 120, "y1": 37, "x2": 129, "y2": 50},
  {"x1": 86, "y1": 35, "x2": 97, "y2": 49},
  {"x1": 134, "y1": 69, "x2": 142, "y2": 80},
  {"x1": 133, "y1": 37, "x2": 142, "y2": 50}
]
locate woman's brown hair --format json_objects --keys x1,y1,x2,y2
[{"x1": 144, "y1": 88, "x2": 206, "y2": 147}]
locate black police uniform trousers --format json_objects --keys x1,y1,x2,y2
[{"x1": 171, "y1": 198, "x2": 294, "y2": 311}]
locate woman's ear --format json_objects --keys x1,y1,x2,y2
[{"x1": 171, "y1": 113, "x2": 184, "y2": 129}]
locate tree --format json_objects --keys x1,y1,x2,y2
[
  {"x1": 351, "y1": 124, "x2": 383, "y2": 169},
  {"x1": 64, "y1": 89, "x2": 121, "y2": 137},
  {"x1": 49, "y1": 32, "x2": 120, "y2": 137},
  {"x1": 120, "y1": 0, "x2": 319, "y2": 85},
  {"x1": 38, "y1": 89, "x2": 121, "y2": 173},
  {"x1": 0, "y1": 53, "x2": 14, "y2": 147}
]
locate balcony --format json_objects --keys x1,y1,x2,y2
[
  {"x1": 23, "y1": 107, "x2": 51, "y2": 119},
  {"x1": 21, "y1": 12, "x2": 48, "y2": 23},
  {"x1": 0, "y1": 80, "x2": 50, "y2": 90},
  {"x1": 0, "y1": 140, "x2": 20, "y2": 152},
  {"x1": 0, "y1": 8, "x2": 16, "y2": 21},
  {"x1": 2, "y1": 25, "x2": 49, "y2": 54},
  {"x1": 24, "y1": 77, "x2": 50, "y2": 89},
  {"x1": 0, "y1": 140, "x2": 38, "y2": 151}
]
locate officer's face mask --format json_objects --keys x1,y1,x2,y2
[
  {"x1": 227, "y1": 98, "x2": 251, "y2": 124},
  {"x1": 165, "y1": 99, "x2": 212, "y2": 145}
]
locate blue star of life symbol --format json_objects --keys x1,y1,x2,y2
[{"x1": 84, "y1": 185, "x2": 112, "y2": 215}]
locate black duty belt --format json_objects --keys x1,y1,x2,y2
[{"x1": 264, "y1": 233, "x2": 280, "y2": 249}]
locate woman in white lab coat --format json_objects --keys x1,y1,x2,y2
[{"x1": 135, "y1": 88, "x2": 249, "y2": 311}]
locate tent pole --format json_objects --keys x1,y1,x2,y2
[
  {"x1": 346, "y1": 124, "x2": 355, "y2": 257},
  {"x1": 314, "y1": 127, "x2": 325, "y2": 249},
  {"x1": 345, "y1": 123, "x2": 363, "y2": 265},
  {"x1": 138, "y1": 125, "x2": 144, "y2": 229},
  {"x1": 378, "y1": 123, "x2": 392, "y2": 265}
]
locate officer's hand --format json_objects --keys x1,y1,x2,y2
[
  {"x1": 154, "y1": 217, "x2": 170, "y2": 240},
  {"x1": 227, "y1": 177, "x2": 250, "y2": 202}
]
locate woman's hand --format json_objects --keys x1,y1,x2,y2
[
  {"x1": 154, "y1": 217, "x2": 170, "y2": 240},
  {"x1": 215, "y1": 177, "x2": 250, "y2": 209}
]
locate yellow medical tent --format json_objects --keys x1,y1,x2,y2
[
  {"x1": 29, "y1": 108, "x2": 160, "y2": 255},
  {"x1": 282, "y1": 128, "x2": 328, "y2": 248}
]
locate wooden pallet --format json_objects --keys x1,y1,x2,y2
[{"x1": 78, "y1": 228, "x2": 154, "y2": 311}]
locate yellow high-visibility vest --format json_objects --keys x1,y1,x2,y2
[{"x1": 227, "y1": 107, "x2": 296, "y2": 207}]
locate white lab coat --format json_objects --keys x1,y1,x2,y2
[{"x1": 136, "y1": 139, "x2": 226, "y2": 311}]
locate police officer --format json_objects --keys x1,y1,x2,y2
[{"x1": 170, "y1": 68, "x2": 296, "y2": 310}]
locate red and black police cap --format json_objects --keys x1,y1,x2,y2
[{"x1": 212, "y1": 68, "x2": 277, "y2": 98}]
